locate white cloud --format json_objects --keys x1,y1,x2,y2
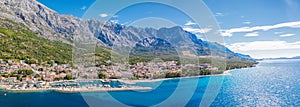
[
  {"x1": 183, "y1": 21, "x2": 212, "y2": 34},
  {"x1": 110, "y1": 20, "x2": 119, "y2": 23},
  {"x1": 185, "y1": 21, "x2": 197, "y2": 26},
  {"x1": 292, "y1": 25, "x2": 300, "y2": 28},
  {"x1": 274, "y1": 32, "x2": 284, "y2": 35},
  {"x1": 244, "y1": 32, "x2": 259, "y2": 37},
  {"x1": 221, "y1": 21, "x2": 300, "y2": 36},
  {"x1": 243, "y1": 21, "x2": 251, "y2": 25},
  {"x1": 279, "y1": 33, "x2": 295, "y2": 37},
  {"x1": 112, "y1": 15, "x2": 118, "y2": 18},
  {"x1": 226, "y1": 41, "x2": 300, "y2": 58},
  {"x1": 227, "y1": 41, "x2": 300, "y2": 51},
  {"x1": 80, "y1": 6, "x2": 86, "y2": 10},
  {"x1": 99, "y1": 13, "x2": 109, "y2": 18},
  {"x1": 219, "y1": 30, "x2": 232, "y2": 37},
  {"x1": 215, "y1": 12, "x2": 224, "y2": 17},
  {"x1": 183, "y1": 27, "x2": 212, "y2": 34}
]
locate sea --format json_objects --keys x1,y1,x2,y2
[{"x1": 0, "y1": 59, "x2": 299, "y2": 107}]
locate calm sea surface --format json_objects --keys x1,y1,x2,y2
[{"x1": 0, "y1": 59, "x2": 299, "y2": 107}]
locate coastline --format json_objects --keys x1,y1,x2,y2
[
  {"x1": 120, "y1": 70, "x2": 233, "y2": 84},
  {"x1": 2, "y1": 86, "x2": 152, "y2": 93},
  {"x1": 0, "y1": 70, "x2": 233, "y2": 93}
]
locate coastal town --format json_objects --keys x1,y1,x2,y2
[{"x1": 0, "y1": 58, "x2": 220, "y2": 92}]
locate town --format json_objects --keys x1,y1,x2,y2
[{"x1": 0, "y1": 58, "x2": 219, "y2": 91}]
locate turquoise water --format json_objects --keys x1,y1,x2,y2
[{"x1": 0, "y1": 59, "x2": 299, "y2": 107}]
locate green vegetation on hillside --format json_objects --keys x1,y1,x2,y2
[
  {"x1": 0, "y1": 18, "x2": 114, "y2": 65},
  {"x1": 0, "y1": 18, "x2": 72, "y2": 64}
]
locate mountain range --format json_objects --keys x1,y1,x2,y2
[
  {"x1": 262, "y1": 56, "x2": 300, "y2": 60},
  {"x1": 0, "y1": 0, "x2": 254, "y2": 62}
]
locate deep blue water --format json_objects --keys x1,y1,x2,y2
[{"x1": 0, "y1": 59, "x2": 299, "y2": 107}]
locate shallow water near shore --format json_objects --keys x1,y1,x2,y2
[{"x1": 0, "y1": 59, "x2": 300, "y2": 106}]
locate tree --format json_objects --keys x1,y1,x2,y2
[
  {"x1": 38, "y1": 68, "x2": 43, "y2": 71},
  {"x1": 17, "y1": 69, "x2": 34, "y2": 75},
  {"x1": 165, "y1": 72, "x2": 181, "y2": 78},
  {"x1": 98, "y1": 73, "x2": 107, "y2": 79},
  {"x1": 25, "y1": 59, "x2": 36, "y2": 64},
  {"x1": 17, "y1": 74, "x2": 22, "y2": 81},
  {"x1": 83, "y1": 75, "x2": 88, "y2": 79},
  {"x1": 34, "y1": 74, "x2": 40, "y2": 78},
  {"x1": 54, "y1": 77, "x2": 60, "y2": 81},
  {"x1": 64, "y1": 74, "x2": 73, "y2": 80},
  {"x1": 109, "y1": 76, "x2": 121, "y2": 79}
]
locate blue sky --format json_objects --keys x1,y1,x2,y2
[{"x1": 37, "y1": 0, "x2": 300, "y2": 58}]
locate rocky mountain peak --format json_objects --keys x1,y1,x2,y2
[
  {"x1": 0, "y1": 0, "x2": 254, "y2": 60},
  {"x1": 0, "y1": 0, "x2": 94, "y2": 44}
]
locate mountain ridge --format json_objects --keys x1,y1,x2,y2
[{"x1": 0, "y1": 0, "x2": 254, "y2": 61}]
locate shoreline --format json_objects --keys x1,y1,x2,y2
[
  {"x1": 2, "y1": 86, "x2": 152, "y2": 93},
  {"x1": 0, "y1": 70, "x2": 234, "y2": 93},
  {"x1": 120, "y1": 70, "x2": 233, "y2": 84}
]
